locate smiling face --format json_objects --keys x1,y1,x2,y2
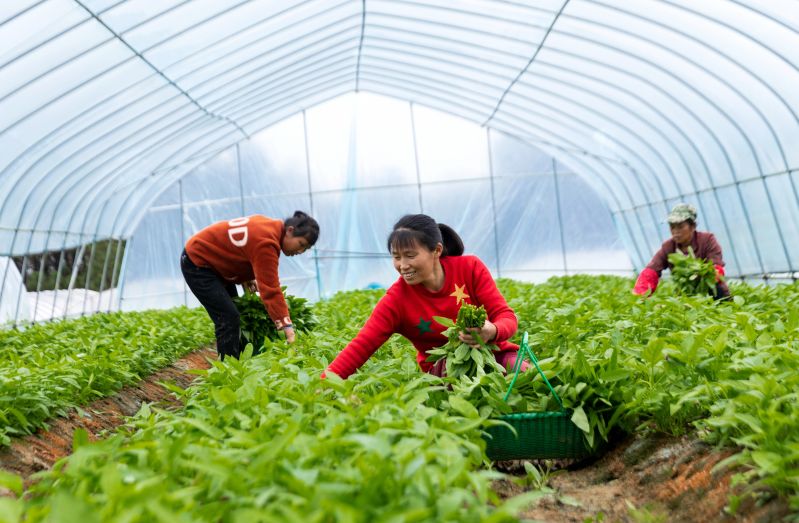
[
  {"x1": 281, "y1": 226, "x2": 310, "y2": 256},
  {"x1": 391, "y1": 238, "x2": 443, "y2": 288},
  {"x1": 669, "y1": 220, "x2": 696, "y2": 248}
]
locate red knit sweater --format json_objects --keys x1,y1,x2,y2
[
  {"x1": 185, "y1": 215, "x2": 291, "y2": 327},
  {"x1": 326, "y1": 255, "x2": 518, "y2": 379}
]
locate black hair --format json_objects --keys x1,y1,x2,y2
[
  {"x1": 285, "y1": 211, "x2": 319, "y2": 245},
  {"x1": 386, "y1": 214, "x2": 464, "y2": 257}
]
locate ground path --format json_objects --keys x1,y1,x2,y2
[{"x1": 0, "y1": 347, "x2": 216, "y2": 479}]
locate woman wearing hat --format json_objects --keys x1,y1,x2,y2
[{"x1": 633, "y1": 203, "x2": 730, "y2": 299}]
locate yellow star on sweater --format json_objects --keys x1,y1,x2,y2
[{"x1": 450, "y1": 284, "x2": 469, "y2": 305}]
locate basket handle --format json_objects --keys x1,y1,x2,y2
[{"x1": 502, "y1": 331, "x2": 565, "y2": 411}]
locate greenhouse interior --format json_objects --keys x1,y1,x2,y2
[{"x1": 0, "y1": 1, "x2": 798, "y2": 521}]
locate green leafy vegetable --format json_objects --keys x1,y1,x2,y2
[
  {"x1": 426, "y1": 303, "x2": 505, "y2": 379},
  {"x1": 233, "y1": 287, "x2": 317, "y2": 353},
  {"x1": 668, "y1": 247, "x2": 721, "y2": 297}
]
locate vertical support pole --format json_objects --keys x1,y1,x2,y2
[
  {"x1": 553, "y1": 159, "x2": 568, "y2": 275},
  {"x1": 50, "y1": 238, "x2": 67, "y2": 320},
  {"x1": 13, "y1": 255, "x2": 28, "y2": 326},
  {"x1": 108, "y1": 239, "x2": 124, "y2": 312},
  {"x1": 237, "y1": 143, "x2": 246, "y2": 216},
  {"x1": 486, "y1": 128, "x2": 502, "y2": 278},
  {"x1": 302, "y1": 110, "x2": 323, "y2": 301},
  {"x1": 64, "y1": 242, "x2": 87, "y2": 320},
  {"x1": 409, "y1": 102, "x2": 424, "y2": 214},
  {"x1": 179, "y1": 179, "x2": 187, "y2": 306},
  {"x1": 80, "y1": 240, "x2": 98, "y2": 317},
  {"x1": 97, "y1": 239, "x2": 114, "y2": 314}
]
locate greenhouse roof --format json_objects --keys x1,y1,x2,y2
[{"x1": 1, "y1": 0, "x2": 798, "y2": 275}]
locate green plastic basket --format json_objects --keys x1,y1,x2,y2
[{"x1": 484, "y1": 332, "x2": 593, "y2": 461}]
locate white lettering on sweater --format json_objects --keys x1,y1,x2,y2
[{"x1": 227, "y1": 217, "x2": 250, "y2": 247}]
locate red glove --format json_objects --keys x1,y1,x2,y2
[
  {"x1": 633, "y1": 268, "x2": 659, "y2": 296},
  {"x1": 714, "y1": 264, "x2": 725, "y2": 283}
]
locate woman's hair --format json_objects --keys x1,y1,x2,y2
[
  {"x1": 386, "y1": 214, "x2": 464, "y2": 257},
  {"x1": 285, "y1": 211, "x2": 320, "y2": 245}
]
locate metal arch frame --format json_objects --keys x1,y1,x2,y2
[
  {"x1": 439, "y1": 0, "x2": 774, "y2": 273},
  {"x1": 527, "y1": 59, "x2": 744, "y2": 274},
  {"x1": 356, "y1": 78, "x2": 646, "y2": 247},
  {"x1": 0, "y1": 90, "x2": 192, "y2": 227},
  {"x1": 3, "y1": 1, "x2": 796, "y2": 274},
  {"x1": 21, "y1": 110, "x2": 216, "y2": 268},
  {"x1": 75, "y1": 0, "x2": 250, "y2": 139},
  {"x1": 0, "y1": 15, "x2": 362, "y2": 211},
  {"x1": 534, "y1": 3, "x2": 783, "y2": 273},
  {"x1": 0, "y1": 72, "x2": 170, "y2": 191},
  {"x1": 122, "y1": 85, "x2": 626, "y2": 245},
  {"x1": 361, "y1": 62, "x2": 667, "y2": 213},
  {"x1": 175, "y1": 15, "x2": 362, "y2": 101},
  {"x1": 0, "y1": 22, "x2": 360, "y2": 254},
  {"x1": 354, "y1": 64, "x2": 665, "y2": 251},
  {"x1": 367, "y1": 82, "x2": 642, "y2": 219},
  {"x1": 63, "y1": 118, "x2": 236, "y2": 247},
  {"x1": 210, "y1": 48, "x2": 361, "y2": 116},
  {"x1": 354, "y1": 15, "x2": 748, "y2": 267},
  {"x1": 485, "y1": 116, "x2": 648, "y2": 267},
  {"x1": 230, "y1": 72, "x2": 357, "y2": 126},
  {"x1": 145, "y1": 1, "x2": 356, "y2": 88},
  {"x1": 5, "y1": 101, "x2": 205, "y2": 256},
  {"x1": 0, "y1": 16, "x2": 364, "y2": 210},
  {"x1": 0, "y1": 91, "x2": 194, "y2": 307},
  {"x1": 0, "y1": 2, "x2": 253, "y2": 137},
  {"x1": 109, "y1": 0, "x2": 251, "y2": 45},
  {"x1": 522, "y1": 25, "x2": 767, "y2": 274},
  {"x1": 0, "y1": 1, "x2": 49, "y2": 27},
  {"x1": 359, "y1": 41, "x2": 674, "y2": 198},
  {"x1": 0, "y1": 12, "x2": 91, "y2": 71},
  {"x1": 525, "y1": 53, "x2": 745, "y2": 274},
  {"x1": 131, "y1": 0, "x2": 328, "y2": 63},
  {"x1": 595, "y1": 0, "x2": 796, "y2": 272},
  {"x1": 483, "y1": 0, "x2": 569, "y2": 125},
  {"x1": 0, "y1": 3, "x2": 608, "y2": 241},
  {"x1": 501, "y1": 124, "x2": 652, "y2": 268},
  {"x1": 12, "y1": 120, "x2": 214, "y2": 317},
  {"x1": 358, "y1": 29, "x2": 726, "y2": 248},
  {"x1": 355, "y1": 0, "x2": 365, "y2": 91},
  {"x1": 198, "y1": 30, "x2": 361, "y2": 110},
  {"x1": 360, "y1": 26, "x2": 712, "y2": 184}
]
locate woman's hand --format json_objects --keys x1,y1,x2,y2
[
  {"x1": 243, "y1": 280, "x2": 258, "y2": 294},
  {"x1": 284, "y1": 326, "x2": 296, "y2": 343},
  {"x1": 458, "y1": 320, "x2": 497, "y2": 347}
]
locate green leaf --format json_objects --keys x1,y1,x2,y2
[
  {"x1": 570, "y1": 406, "x2": 590, "y2": 434},
  {"x1": 448, "y1": 395, "x2": 480, "y2": 419},
  {"x1": 432, "y1": 316, "x2": 455, "y2": 328}
]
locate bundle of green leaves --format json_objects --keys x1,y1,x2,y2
[
  {"x1": 668, "y1": 247, "x2": 721, "y2": 296},
  {"x1": 233, "y1": 287, "x2": 317, "y2": 353},
  {"x1": 426, "y1": 303, "x2": 505, "y2": 379}
]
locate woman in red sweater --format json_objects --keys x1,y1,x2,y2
[
  {"x1": 181, "y1": 211, "x2": 319, "y2": 359},
  {"x1": 326, "y1": 214, "x2": 525, "y2": 379}
]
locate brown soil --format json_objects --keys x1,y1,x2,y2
[
  {"x1": 0, "y1": 348, "x2": 216, "y2": 479},
  {"x1": 494, "y1": 432, "x2": 792, "y2": 523}
]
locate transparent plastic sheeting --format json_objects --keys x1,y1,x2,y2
[
  {"x1": 118, "y1": 93, "x2": 631, "y2": 310},
  {"x1": 1, "y1": 0, "x2": 798, "y2": 302}
]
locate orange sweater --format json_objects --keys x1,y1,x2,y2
[{"x1": 185, "y1": 215, "x2": 291, "y2": 327}]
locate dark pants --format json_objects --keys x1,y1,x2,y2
[{"x1": 181, "y1": 250, "x2": 241, "y2": 360}]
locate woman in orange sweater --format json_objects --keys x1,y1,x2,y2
[{"x1": 181, "y1": 211, "x2": 319, "y2": 359}]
